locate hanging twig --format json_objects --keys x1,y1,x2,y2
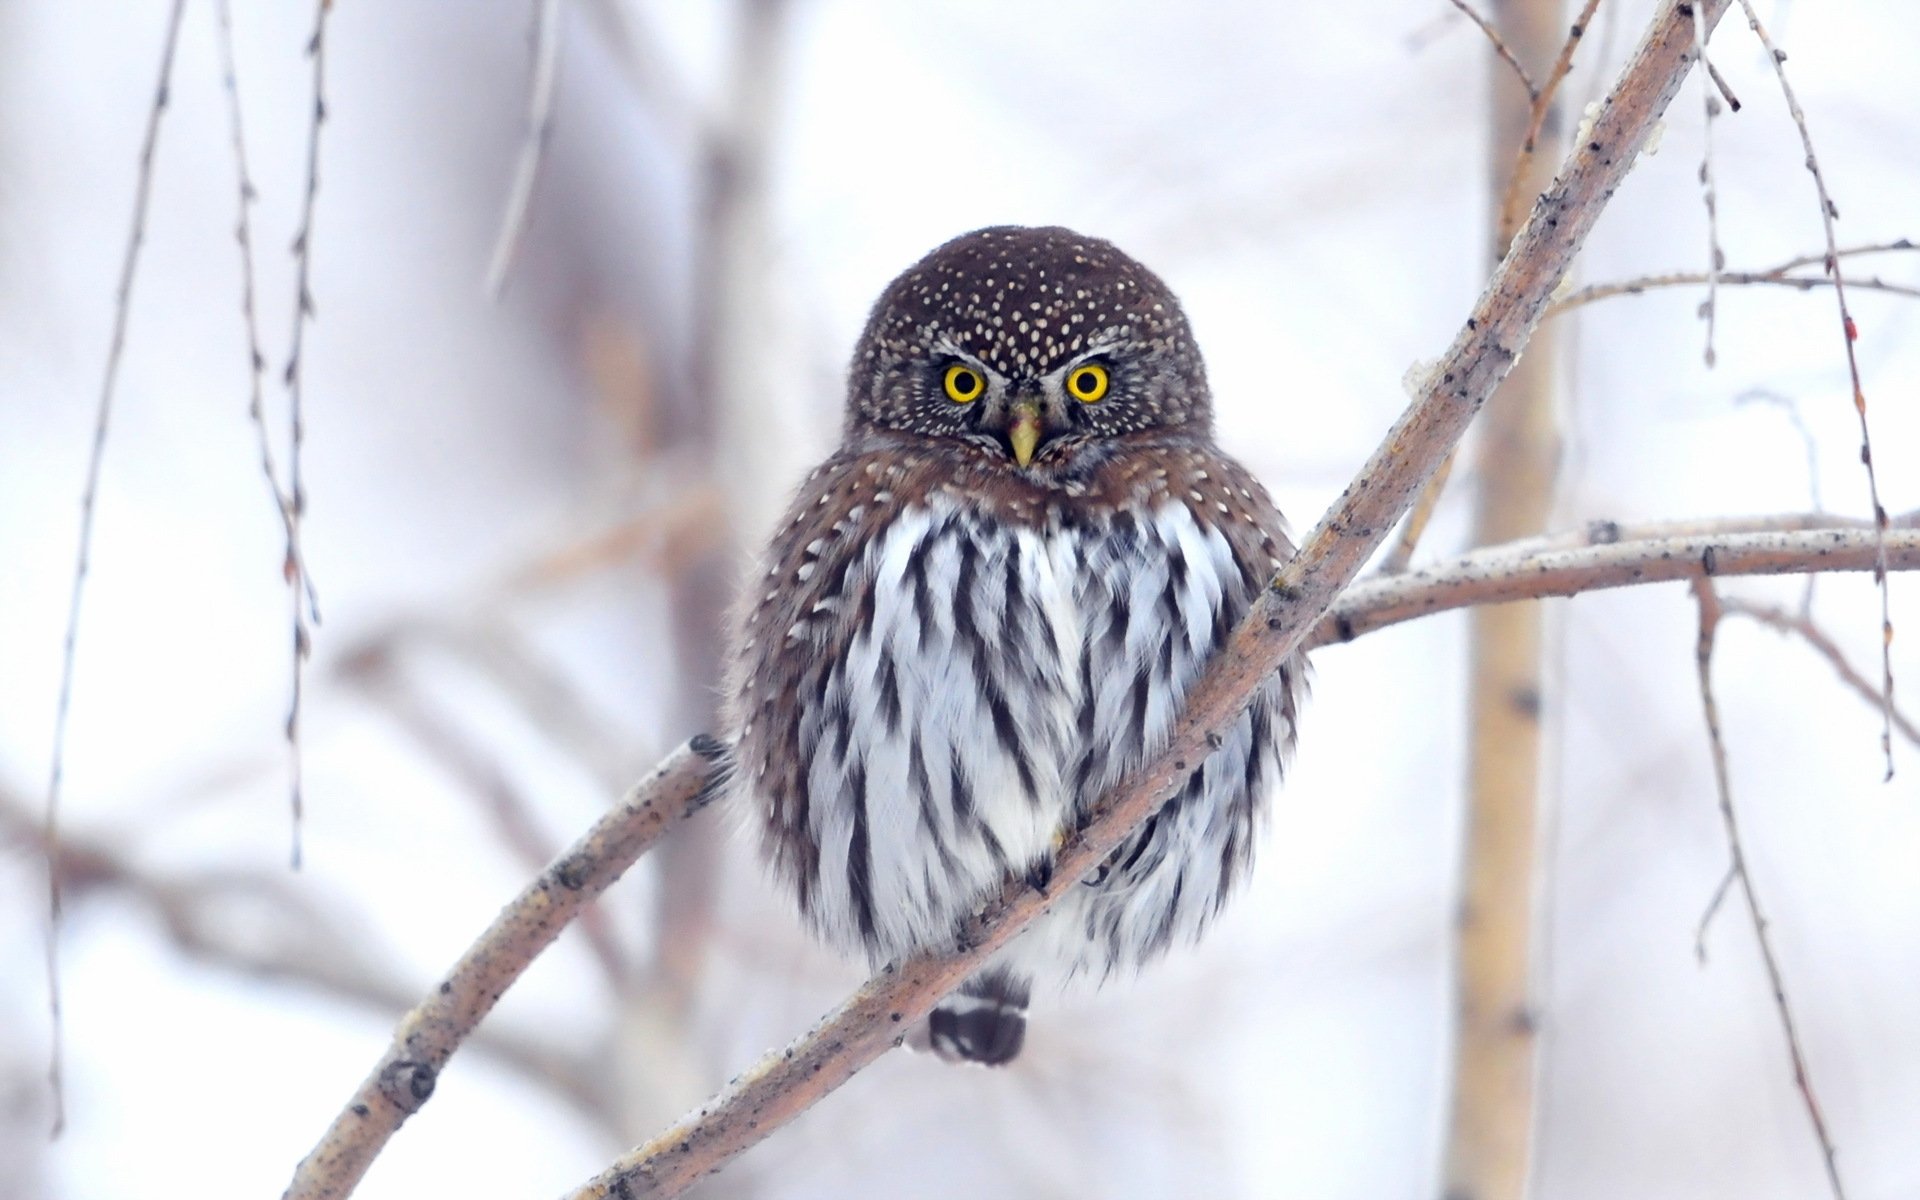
[
  {"x1": 1689, "y1": 0, "x2": 1726, "y2": 365},
  {"x1": 485, "y1": 0, "x2": 566, "y2": 296},
  {"x1": 1690, "y1": 578, "x2": 1848, "y2": 1200},
  {"x1": 280, "y1": 0, "x2": 334, "y2": 867},
  {"x1": 1720, "y1": 596, "x2": 1920, "y2": 752},
  {"x1": 1734, "y1": 0, "x2": 1897, "y2": 781},
  {"x1": 43, "y1": 0, "x2": 191, "y2": 1137}
]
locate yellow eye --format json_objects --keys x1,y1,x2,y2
[
  {"x1": 1066, "y1": 363, "x2": 1109, "y2": 403},
  {"x1": 943, "y1": 363, "x2": 985, "y2": 404}
]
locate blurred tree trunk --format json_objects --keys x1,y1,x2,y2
[
  {"x1": 614, "y1": 0, "x2": 791, "y2": 1162},
  {"x1": 1445, "y1": 1, "x2": 1567, "y2": 1197}
]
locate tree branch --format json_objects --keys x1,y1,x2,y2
[
  {"x1": 1315, "y1": 515, "x2": 1919, "y2": 648},
  {"x1": 1691, "y1": 580, "x2": 1848, "y2": 1199}
]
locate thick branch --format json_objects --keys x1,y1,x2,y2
[{"x1": 560, "y1": 3, "x2": 1735, "y2": 1196}]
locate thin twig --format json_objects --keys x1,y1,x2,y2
[
  {"x1": 1391, "y1": 0, "x2": 1603, "y2": 576},
  {"x1": 1721, "y1": 596, "x2": 1920, "y2": 752},
  {"x1": 1522, "y1": 0, "x2": 1604, "y2": 153},
  {"x1": 43, "y1": 0, "x2": 190, "y2": 1137},
  {"x1": 1549, "y1": 239, "x2": 1920, "y2": 312},
  {"x1": 1690, "y1": 578, "x2": 1848, "y2": 1200},
  {"x1": 0, "y1": 791, "x2": 616, "y2": 1129},
  {"x1": 1495, "y1": 0, "x2": 1605, "y2": 249},
  {"x1": 1736, "y1": 0, "x2": 1896, "y2": 781},
  {"x1": 213, "y1": 0, "x2": 319, "y2": 616},
  {"x1": 1451, "y1": 0, "x2": 1538, "y2": 97},
  {"x1": 212, "y1": 0, "x2": 326, "y2": 870},
  {"x1": 282, "y1": 0, "x2": 333, "y2": 867},
  {"x1": 338, "y1": 641, "x2": 631, "y2": 986},
  {"x1": 1736, "y1": 388, "x2": 1826, "y2": 611},
  {"x1": 1690, "y1": 1, "x2": 1724, "y2": 366},
  {"x1": 485, "y1": 0, "x2": 566, "y2": 297}
]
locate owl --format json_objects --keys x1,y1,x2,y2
[{"x1": 724, "y1": 226, "x2": 1304, "y2": 1065}]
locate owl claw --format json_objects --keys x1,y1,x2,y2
[{"x1": 1026, "y1": 858, "x2": 1055, "y2": 893}]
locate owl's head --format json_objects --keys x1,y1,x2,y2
[{"x1": 846, "y1": 226, "x2": 1212, "y2": 470}]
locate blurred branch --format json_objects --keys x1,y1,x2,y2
[
  {"x1": 1733, "y1": 0, "x2": 1897, "y2": 780},
  {"x1": 579, "y1": 0, "x2": 714, "y2": 148},
  {"x1": 337, "y1": 641, "x2": 631, "y2": 986},
  {"x1": 282, "y1": 737, "x2": 727, "y2": 1200},
  {"x1": 0, "y1": 789, "x2": 614, "y2": 1130},
  {"x1": 1690, "y1": 581, "x2": 1848, "y2": 1199},
  {"x1": 1718, "y1": 596, "x2": 1920, "y2": 752},
  {"x1": 43, "y1": 0, "x2": 191, "y2": 1136},
  {"x1": 486, "y1": 0, "x2": 566, "y2": 296}
]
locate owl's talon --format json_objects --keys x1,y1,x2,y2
[{"x1": 1026, "y1": 858, "x2": 1055, "y2": 894}]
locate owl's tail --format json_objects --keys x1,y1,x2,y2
[{"x1": 923, "y1": 967, "x2": 1030, "y2": 1066}]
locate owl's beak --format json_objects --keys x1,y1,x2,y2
[{"x1": 1007, "y1": 400, "x2": 1042, "y2": 468}]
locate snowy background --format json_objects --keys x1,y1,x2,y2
[{"x1": 1, "y1": 2, "x2": 1916, "y2": 1197}]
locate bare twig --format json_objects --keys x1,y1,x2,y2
[
  {"x1": 280, "y1": 0, "x2": 334, "y2": 868},
  {"x1": 0, "y1": 792, "x2": 614, "y2": 1129},
  {"x1": 1720, "y1": 596, "x2": 1920, "y2": 752},
  {"x1": 1549, "y1": 238, "x2": 1920, "y2": 312},
  {"x1": 1736, "y1": 387, "x2": 1826, "y2": 611},
  {"x1": 1522, "y1": 0, "x2": 1604, "y2": 153},
  {"x1": 485, "y1": 0, "x2": 566, "y2": 296},
  {"x1": 1735, "y1": 0, "x2": 1896, "y2": 780},
  {"x1": 1690, "y1": 579, "x2": 1848, "y2": 1200},
  {"x1": 1451, "y1": 0, "x2": 1538, "y2": 97},
  {"x1": 1690, "y1": 0, "x2": 1725, "y2": 366},
  {"x1": 281, "y1": 737, "x2": 727, "y2": 1200},
  {"x1": 43, "y1": 0, "x2": 190, "y2": 1136},
  {"x1": 1495, "y1": 0, "x2": 1604, "y2": 249},
  {"x1": 211, "y1": 0, "x2": 326, "y2": 837},
  {"x1": 1389, "y1": 0, "x2": 1601, "y2": 575}
]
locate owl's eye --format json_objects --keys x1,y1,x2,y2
[
  {"x1": 943, "y1": 364, "x2": 985, "y2": 404},
  {"x1": 1066, "y1": 363, "x2": 1109, "y2": 403}
]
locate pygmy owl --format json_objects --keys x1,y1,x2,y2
[{"x1": 724, "y1": 226, "x2": 1304, "y2": 1065}]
